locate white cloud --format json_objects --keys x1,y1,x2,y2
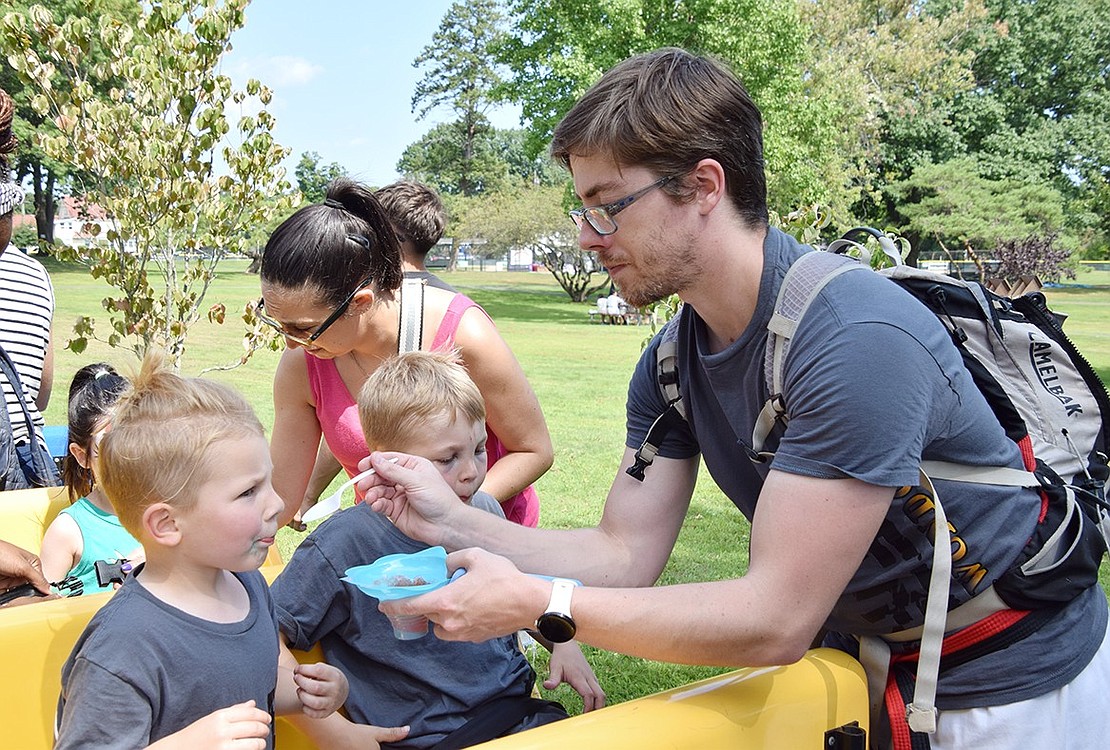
[{"x1": 229, "y1": 55, "x2": 324, "y2": 87}]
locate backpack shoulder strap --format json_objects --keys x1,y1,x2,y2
[
  {"x1": 627, "y1": 315, "x2": 686, "y2": 482},
  {"x1": 751, "y1": 251, "x2": 868, "y2": 458},
  {"x1": 398, "y1": 277, "x2": 426, "y2": 353}
]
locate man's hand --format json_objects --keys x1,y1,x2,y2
[
  {"x1": 0, "y1": 540, "x2": 52, "y2": 603},
  {"x1": 146, "y1": 700, "x2": 271, "y2": 750},
  {"x1": 293, "y1": 662, "x2": 349, "y2": 718},
  {"x1": 379, "y1": 548, "x2": 549, "y2": 643},
  {"x1": 357, "y1": 452, "x2": 465, "y2": 545}
]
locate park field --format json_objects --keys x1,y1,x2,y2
[{"x1": 36, "y1": 257, "x2": 1110, "y2": 712}]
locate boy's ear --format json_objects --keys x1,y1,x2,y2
[
  {"x1": 69, "y1": 442, "x2": 89, "y2": 470},
  {"x1": 142, "y1": 503, "x2": 183, "y2": 547}
]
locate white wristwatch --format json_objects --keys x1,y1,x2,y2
[{"x1": 535, "y1": 578, "x2": 578, "y2": 643}]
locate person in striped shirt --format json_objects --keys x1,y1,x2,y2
[{"x1": 1, "y1": 87, "x2": 55, "y2": 480}]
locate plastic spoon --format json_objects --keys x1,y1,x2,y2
[{"x1": 301, "y1": 466, "x2": 377, "y2": 524}]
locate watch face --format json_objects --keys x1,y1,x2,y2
[{"x1": 536, "y1": 612, "x2": 576, "y2": 643}]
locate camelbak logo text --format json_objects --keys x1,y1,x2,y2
[{"x1": 1029, "y1": 335, "x2": 1083, "y2": 416}]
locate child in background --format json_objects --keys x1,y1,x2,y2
[
  {"x1": 40, "y1": 363, "x2": 143, "y2": 594},
  {"x1": 54, "y1": 354, "x2": 352, "y2": 749},
  {"x1": 271, "y1": 350, "x2": 604, "y2": 749}
]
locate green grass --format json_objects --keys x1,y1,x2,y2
[{"x1": 37, "y1": 258, "x2": 1110, "y2": 714}]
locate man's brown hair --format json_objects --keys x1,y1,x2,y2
[
  {"x1": 375, "y1": 181, "x2": 447, "y2": 257},
  {"x1": 550, "y1": 47, "x2": 768, "y2": 229}
]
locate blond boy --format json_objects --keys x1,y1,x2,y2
[
  {"x1": 271, "y1": 351, "x2": 603, "y2": 749},
  {"x1": 55, "y1": 355, "x2": 349, "y2": 750}
]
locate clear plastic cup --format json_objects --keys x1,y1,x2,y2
[{"x1": 386, "y1": 611, "x2": 430, "y2": 640}]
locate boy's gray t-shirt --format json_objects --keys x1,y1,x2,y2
[
  {"x1": 272, "y1": 499, "x2": 550, "y2": 750},
  {"x1": 55, "y1": 567, "x2": 279, "y2": 749},
  {"x1": 625, "y1": 227, "x2": 1106, "y2": 708}
]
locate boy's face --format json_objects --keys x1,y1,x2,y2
[
  {"x1": 176, "y1": 433, "x2": 284, "y2": 572},
  {"x1": 399, "y1": 410, "x2": 487, "y2": 504}
]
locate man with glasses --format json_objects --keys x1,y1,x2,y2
[{"x1": 356, "y1": 48, "x2": 1109, "y2": 749}]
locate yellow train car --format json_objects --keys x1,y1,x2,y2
[{"x1": 1, "y1": 487, "x2": 868, "y2": 748}]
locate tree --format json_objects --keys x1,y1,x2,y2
[
  {"x1": 961, "y1": 0, "x2": 1110, "y2": 246},
  {"x1": 2, "y1": 0, "x2": 293, "y2": 367},
  {"x1": 0, "y1": 0, "x2": 140, "y2": 248},
  {"x1": 800, "y1": 0, "x2": 987, "y2": 223},
  {"x1": 411, "y1": 0, "x2": 508, "y2": 199},
  {"x1": 294, "y1": 150, "x2": 347, "y2": 204},
  {"x1": 454, "y1": 183, "x2": 609, "y2": 301},
  {"x1": 397, "y1": 122, "x2": 513, "y2": 197},
  {"x1": 888, "y1": 158, "x2": 1071, "y2": 273},
  {"x1": 496, "y1": 0, "x2": 844, "y2": 214},
  {"x1": 995, "y1": 234, "x2": 1076, "y2": 284}
]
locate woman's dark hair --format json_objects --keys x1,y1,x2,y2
[
  {"x1": 63, "y1": 363, "x2": 130, "y2": 502},
  {"x1": 260, "y1": 178, "x2": 403, "y2": 306}
]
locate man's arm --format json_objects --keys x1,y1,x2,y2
[
  {"x1": 363, "y1": 448, "x2": 698, "y2": 587},
  {"x1": 381, "y1": 467, "x2": 893, "y2": 668}
]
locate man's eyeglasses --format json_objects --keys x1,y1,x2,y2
[
  {"x1": 569, "y1": 175, "x2": 675, "y2": 236},
  {"x1": 257, "y1": 275, "x2": 373, "y2": 347}
]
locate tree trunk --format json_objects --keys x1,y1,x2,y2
[{"x1": 31, "y1": 163, "x2": 56, "y2": 248}]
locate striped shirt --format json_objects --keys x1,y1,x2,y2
[{"x1": 0, "y1": 243, "x2": 54, "y2": 445}]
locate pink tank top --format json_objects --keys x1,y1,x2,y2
[{"x1": 304, "y1": 293, "x2": 540, "y2": 527}]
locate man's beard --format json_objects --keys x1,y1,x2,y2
[{"x1": 610, "y1": 231, "x2": 700, "y2": 308}]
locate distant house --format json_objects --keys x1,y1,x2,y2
[{"x1": 53, "y1": 196, "x2": 121, "y2": 249}]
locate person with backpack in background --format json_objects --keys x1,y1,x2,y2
[
  {"x1": 355, "y1": 48, "x2": 1109, "y2": 749},
  {"x1": 0, "y1": 87, "x2": 58, "y2": 490}
]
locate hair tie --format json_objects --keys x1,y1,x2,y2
[
  {"x1": 346, "y1": 233, "x2": 372, "y2": 250},
  {"x1": 323, "y1": 198, "x2": 345, "y2": 210}
]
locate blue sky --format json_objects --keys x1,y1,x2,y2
[{"x1": 222, "y1": 1, "x2": 521, "y2": 188}]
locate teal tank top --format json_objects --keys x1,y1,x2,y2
[{"x1": 58, "y1": 497, "x2": 141, "y2": 595}]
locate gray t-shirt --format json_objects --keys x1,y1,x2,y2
[
  {"x1": 272, "y1": 500, "x2": 559, "y2": 750},
  {"x1": 626, "y1": 227, "x2": 1107, "y2": 708},
  {"x1": 55, "y1": 567, "x2": 279, "y2": 749}
]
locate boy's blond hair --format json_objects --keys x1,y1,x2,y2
[
  {"x1": 97, "y1": 352, "x2": 265, "y2": 536},
  {"x1": 357, "y1": 350, "x2": 485, "y2": 453}
]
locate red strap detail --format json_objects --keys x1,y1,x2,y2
[
  {"x1": 887, "y1": 672, "x2": 913, "y2": 750},
  {"x1": 1016, "y1": 434, "x2": 1036, "y2": 471},
  {"x1": 885, "y1": 609, "x2": 1032, "y2": 749},
  {"x1": 1015, "y1": 435, "x2": 1049, "y2": 523}
]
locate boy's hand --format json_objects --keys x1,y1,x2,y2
[
  {"x1": 294, "y1": 662, "x2": 349, "y2": 718},
  {"x1": 330, "y1": 721, "x2": 412, "y2": 750},
  {"x1": 147, "y1": 700, "x2": 271, "y2": 750},
  {"x1": 287, "y1": 712, "x2": 411, "y2": 750},
  {"x1": 545, "y1": 642, "x2": 606, "y2": 712}
]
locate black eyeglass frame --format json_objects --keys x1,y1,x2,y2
[
  {"x1": 569, "y1": 175, "x2": 676, "y2": 236},
  {"x1": 257, "y1": 273, "x2": 374, "y2": 346}
]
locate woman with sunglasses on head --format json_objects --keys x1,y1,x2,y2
[{"x1": 260, "y1": 177, "x2": 552, "y2": 530}]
